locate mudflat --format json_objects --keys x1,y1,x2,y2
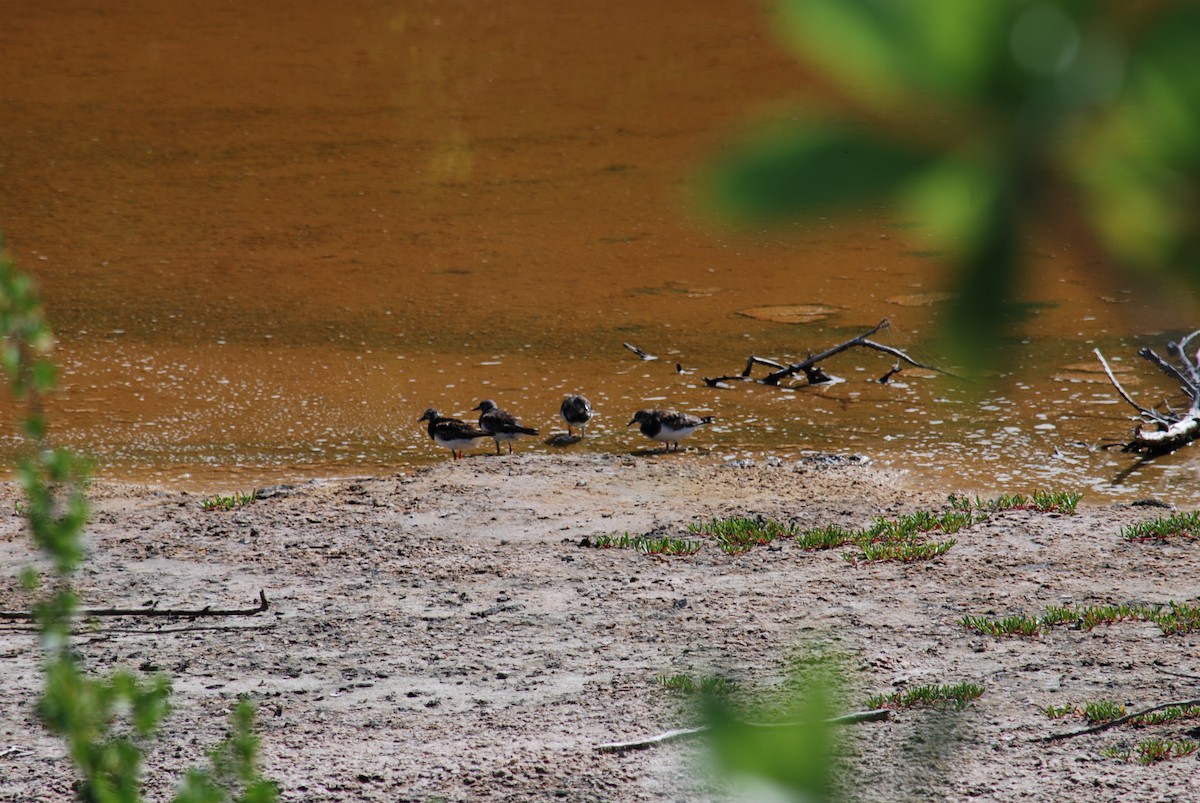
[{"x1": 1, "y1": 455, "x2": 1198, "y2": 801}]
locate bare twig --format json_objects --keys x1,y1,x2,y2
[
  {"x1": 1152, "y1": 666, "x2": 1200, "y2": 682},
  {"x1": 1038, "y1": 697, "x2": 1200, "y2": 743},
  {"x1": 594, "y1": 709, "x2": 890, "y2": 753},
  {"x1": 859, "y1": 339, "x2": 960, "y2": 378},
  {"x1": 0, "y1": 590, "x2": 270, "y2": 621},
  {"x1": 706, "y1": 319, "x2": 952, "y2": 388},
  {"x1": 1139, "y1": 347, "x2": 1199, "y2": 399},
  {"x1": 761, "y1": 319, "x2": 891, "y2": 385},
  {"x1": 1093, "y1": 348, "x2": 1171, "y2": 424},
  {"x1": 1167, "y1": 340, "x2": 1200, "y2": 392}
]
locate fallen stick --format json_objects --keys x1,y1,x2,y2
[
  {"x1": 703, "y1": 319, "x2": 956, "y2": 388},
  {"x1": 1095, "y1": 333, "x2": 1200, "y2": 452},
  {"x1": 1038, "y1": 697, "x2": 1200, "y2": 742},
  {"x1": 0, "y1": 590, "x2": 270, "y2": 621},
  {"x1": 594, "y1": 708, "x2": 889, "y2": 753}
]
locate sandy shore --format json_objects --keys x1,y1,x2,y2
[{"x1": 1, "y1": 454, "x2": 1199, "y2": 801}]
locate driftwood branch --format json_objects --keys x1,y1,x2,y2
[
  {"x1": 762, "y1": 319, "x2": 891, "y2": 385},
  {"x1": 0, "y1": 590, "x2": 270, "y2": 621},
  {"x1": 1092, "y1": 348, "x2": 1170, "y2": 424},
  {"x1": 594, "y1": 708, "x2": 890, "y2": 754},
  {"x1": 1140, "y1": 347, "x2": 1198, "y2": 399},
  {"x1": 1095, "y1": 330, "x2": 1200, "y2": 453},
  {"x1": 1038, "y1": 697, "x2": 1200, "y2": 743},
  {"x1": 703, "y1": 319, "x2": 956, "y2": 388}
]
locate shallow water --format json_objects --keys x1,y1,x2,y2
[{"x1": 2, "y1": 1, "x2": 1199, "y2": 502}]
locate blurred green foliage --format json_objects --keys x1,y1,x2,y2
[
  {"x1": 1, "y1": 238, "x2": 277, "y2": 803},
  {"x1": 703, "y1": 656, "x2": 843, "y2": 802},
  {"x1": 703, "y1": 1, "x2": 1200, "y2": 367}
]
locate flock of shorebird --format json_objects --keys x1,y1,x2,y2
[{"x1": 418, "y1": 395, "x2": 715, "y2": 459}]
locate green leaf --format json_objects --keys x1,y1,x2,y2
[
  {"x1": 773, "y1": 0, "x2": 1010, "y2": 105},
  {"x1": 704, "y1": 125, "x2": 935, "y2": 222}
]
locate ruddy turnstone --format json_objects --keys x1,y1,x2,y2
[
  {"x1": 419, "y1": 408, "x2": 491, "y2": 459},
  {"x1": 559, "y1": 394, "x2": 594, "y2": 437},
  {"x1": 473, "y1": 399, "x2": 539, "y2": 455},
  {"x1": 628, "y1": 409, "x2": 714, "y2": 452}
]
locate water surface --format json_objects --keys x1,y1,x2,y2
[{"x1": 2, "y1": 1, "x2": 1198, "y2": 502}]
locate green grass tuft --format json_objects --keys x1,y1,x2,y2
[
  {"x1": 687, "y1": 516, "x2": 799, "y2": 554},
  {"x1": 963, "y1": 600, "x2": 1200, "y2": 638},
  {"x1": 1038, "y1": 702, "x2": 1078, "y2": 719},
  {"x1": 1082, "y1": 700, "x2": 1127, "y2": 724},
  {"x1": 1103, "y1": 738, "x2": 1199, "y2": 765},
  {"x1": 846, "y1": 538, "x2": 956, "y2": 564},
  {"x1": 794, "y1": 524, "x2": 857, "y2": 550},
  {"x1": 960, "y1": 613, "x2": 1044, "y2": 637},
  {"x1": 867, "y1": 682, "x2": 984, "y2": 711},
  {"x1": 200, "y1": 490, "x2": 256, "y2": 511},
  {"x1": 588, "y1": 531, "x2": 703, "y2": 556},
  {"x1": 1121, "y1": 511, "x2": 1200, "y2": 542},
  {"x1": 948, "y1": 490, "x2": 1081, "y2": 515},
  {"x1": 1129, "y1": 704, "x2": 1200, "y2": 727},
  {"x1": 656, "y1": 673, "x2": 738, "y2": 696}
]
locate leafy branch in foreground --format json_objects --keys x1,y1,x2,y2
[
  {"x1": 1, "y1": 239, "x2": 277, "y2": 802},
  {"x1": 702, "y1": 1, "x2": 1200, "y2": 371}
]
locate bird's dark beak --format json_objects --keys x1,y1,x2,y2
[
  {"x1": 627, "y1": 417, "x2": 637, "y2": 426},
  {"x1": 472, "y1": 404, "x2": 483, "y2": 411}
]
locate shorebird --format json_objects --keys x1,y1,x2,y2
[
  {"x1": 560, "y1": 394, "x2": 594, "y2": 437},
  {"x1": 419, "y1": 408, "x2": 491, "y2": 459},
  {"x1": 628, "y1": 409, "x2": 714, "y2": 453},
  {"x1": 473, "y1": 399, "x2": 539, "y2": 455}
]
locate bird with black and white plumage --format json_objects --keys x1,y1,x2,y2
[
  {"x1": 473, "y1": 399, "x2": 539, "y2": 454},
  {"x1": 418, "y1": 408, "x2": 492, "y2": 459},
  {"x1": 628, "y1": 409, "x2": 714, "y2": 453},
  {"x1": 559, "y1": 394, "x2": 594, "y2": 437}
]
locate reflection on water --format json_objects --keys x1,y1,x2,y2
[{"x1": 2, "y1": 1, "x2": 1198, "y2": 501}]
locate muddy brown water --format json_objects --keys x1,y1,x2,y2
[{"x1": 2, "y1": 1, "x2": 1199, "y2": 503}]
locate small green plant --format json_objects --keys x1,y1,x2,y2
[
  {"x1": 201, "y1": 490, "x2": 257, "y2": 511},
  {"x1": 793, "y1": 524, "x2": 856, "y2": 550},
  {"x1": 588, "y1": 531, "x2": 703, "y2": 556},
  {"x1": 656, "y1": 673, "x2": 738, "y2": 697},
  {"x1": 960, "y1": 613, "x2": 1044, "y2": 637},
  {"x1": 866, "y1": 509, "x2": 980, "y2": 538},
  {"x1": 1103, "y1": 738, "x2": 1199, "y2": 765},
  {"x1": 1039, "y1": 605, "x2": 1079, "y2": 627},
  {"x1": 948, "y1": 490, "x2": 1082, "y2": 515},
  {"x1": 1031, "y1": 490, "x2": 1083, "y2": 514},
  {"x1": 1038, "y1": 703, "x2": 1078, "y2": 719},
  {"x1": 847, "y1": 537, "x2": 957, "y2": 564},
  {"x1": 964, "y1": 600, "x2": 1200, "y2": 638},
  {"x1": 687, "y1": 516, "x2": 800, "y2": 554},
  {"x1": 1152, "y1": 601, "x2": 1200, "y2": 635},
  {"x1": 1083, "y1": 700, "x2": 1127, "y2": 724},
  {"x1": 1121, "y1": 511, "x2": 1200, "y2": 542},
  {"x1": 1129, "y1": 704, "x2": 1200, "y2": 727},
  {"x1": 867, "y1": 682, "x2": 984, "y2": 712}
]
